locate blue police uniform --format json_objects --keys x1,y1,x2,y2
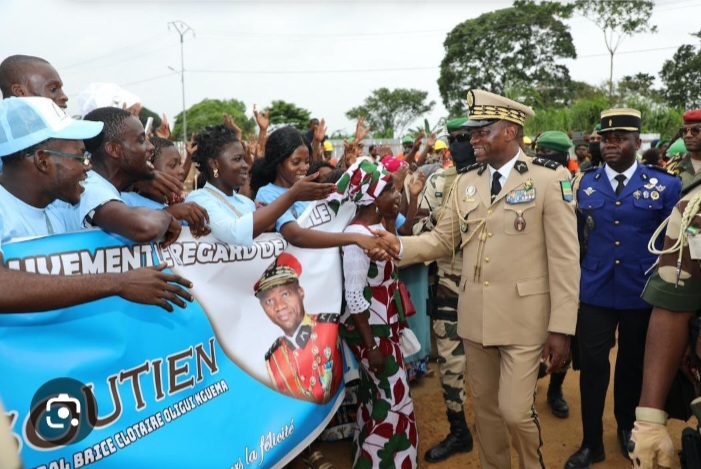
[{"x1": 574, "y1": 163, "x2": 681, "y2": 456}]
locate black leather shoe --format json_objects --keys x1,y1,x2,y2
[
  {"x1": 547, "y1": 390, "x2": 570, "y2": 419},
  {"x1": 564, "y1": 446, "x2": 605, "y2": 469},
  {"x1": 618, "y1": 428, "x2": 632, "y2": 459}
]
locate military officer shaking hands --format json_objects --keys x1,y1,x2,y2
[{"x1": 378, "y1": 89, "x2": 580, "y2": 469}]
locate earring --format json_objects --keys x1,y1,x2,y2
[
  {"x1": 375, "y1": 205, "x2": 379, "y2": 214},
  {"x1": 213, "y1": 168, "x2": 219, "y2": 179}
]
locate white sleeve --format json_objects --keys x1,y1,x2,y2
[
  {"x1": 185, "y1": 192, "x2": 254, "y2": 246},
  {"x1": 342, "y1": 243, "x2": 372, "y2": 314}
]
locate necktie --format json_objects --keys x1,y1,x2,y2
[
  {"x1": 491, "y1": 171, "x2": 502, "y2": 202},
  {"x1": 614, "y1": 174, "x2": 626, "y2": 196}
]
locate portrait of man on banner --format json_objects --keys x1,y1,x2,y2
[{"x1": 254, "y1": 252, "x2": 343, "y2": 403}]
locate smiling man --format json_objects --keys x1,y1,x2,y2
[
  {"x1": 254, "y1": 253, "x2": 342, "y2": 404},
  {"x1": 565, "y1": 108, "x2": 681, "y2": 469},
  {"x1": 0, "y1": 55, "x2": 68, "y2": 109},
  {"x1": 0, "y1": 97, "x2": 193, "y2": 313},
  {"x1": 387, "y1": 89, "x2": 580, "y2": 469},
  {"x1": 77, "y1": 107, "x2": 183, "y2": 245}
]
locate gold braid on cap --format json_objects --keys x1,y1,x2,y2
[{"x1": 469, "y1": 105, "x2": 527, "y2": 126}]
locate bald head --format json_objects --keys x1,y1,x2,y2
[{"x1": 0, "y1": 55, "x2": 68, "y2": 108}]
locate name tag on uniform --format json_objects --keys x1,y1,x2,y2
[{"x1": 506, "y1": 188, "x2": 536, "y2": 204}]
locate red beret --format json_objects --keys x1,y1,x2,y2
[{"x1": 683, "y1": 109, "x2": 701, "y2": 124}]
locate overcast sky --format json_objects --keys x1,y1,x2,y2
[{"x1": 1, "y1": 0, "x2": 699, "y2": 136}]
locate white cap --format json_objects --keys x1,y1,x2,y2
[
  {"x1": 77, "y1": 82, "x2": 140, "y2": 117},
  {"x1": 0, "y1": 97, "x2": 104, "y2": 157}
]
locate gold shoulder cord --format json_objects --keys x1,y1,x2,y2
[
  {"x1": 571, "y1": 172, "x2": 585, "y2": 207},
  {"x1": 449, "y1": 174, "x2": 486, "y2": 281},
  {"x1": 648, "y1": 191, "x2": 701, "y2": 286}
]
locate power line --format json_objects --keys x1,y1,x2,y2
[
  {"x1": 188, "y1": 65, "x2": 439, "y2": 75},
  {"x1": 58, "y1": 34, "x2": 165, "y2": 71}
]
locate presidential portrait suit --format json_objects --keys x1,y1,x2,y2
[
  {"x1": 266, "y1": 313, "x2": 343, "y2": 404},
  {"x1": 401, "y1": 150, "x2": 580, "y2": 468},
  {"x1": 573, "y1": 163, "x2": 680, "y2": 456}
]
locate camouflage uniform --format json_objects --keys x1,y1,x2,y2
[
  {"x1": 642, "y1": 181, "x2": 701, "y2": 310},
  {"x1": 666, "y1": 153, "x2": 701, "y2": 190},
  {"x1": 420, "y1": 167, "x2": 467, "y2": 412}
]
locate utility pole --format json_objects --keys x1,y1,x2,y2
[{"x1": 168, "y1": 21, "x2": 194, "y2": 141}]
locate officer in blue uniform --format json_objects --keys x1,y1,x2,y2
[{"x1": 565, "y1": 108, "x2": 682, "y2": 469}]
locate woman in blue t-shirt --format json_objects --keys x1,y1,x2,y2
[
  {"x1": 249, "y1": 126, "x2": 395, "y2": 256},
  {"x1": 185, "y1": 125, "x2": 335, "y2": 246}
]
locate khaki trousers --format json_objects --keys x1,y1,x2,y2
[{"x1": 465, "y1": 339, "x2": 544, "y2": 469}]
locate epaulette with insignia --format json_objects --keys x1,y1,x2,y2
[
  {"x1": 579, "y1": 165, "x2": 597, "y2": 173},
  {"x1": 461, "y1": 162, "x2": 482, "y2": 174},
  {"x1": 314, "y1": 313, "x2": 339, "y2": 324},
  {"x1": 682, "y1": 177, "x2": 701, "y2": 197},
  {"x1": 265, "y1": 338, "x2": 282, "y2": 360},
  {"x1": 645, "y1": 164, "x2": 675, "y2": 175},
  {"x1": 532, "y1": 157, "x2": 561, "y2": 170}
]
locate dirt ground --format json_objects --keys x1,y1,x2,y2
[{"x1": 318, "y1": 346, "x2": 692, "y2": 468}]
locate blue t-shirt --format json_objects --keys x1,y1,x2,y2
[
  {"x1": 0, "y1": 184, "x2": 77, "y2": 250},
  {"x1": 121, "y1": 191, "x2": 167, "y2": 211},
  {"x1": 185, "y1": 183, "x2": 256, "y2": 246},
  {"x1": 75, "y1": 170, "x2": 123, "y2": 228},
  {"x1": 255, "y1": 183, "x2": 309, "y2": 232}
]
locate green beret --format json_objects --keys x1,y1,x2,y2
[
  {"x1": 667, "y1": 139, "x2": 687, "y2": 156},
  {"x1": 593, "y1": 124, "x2": 601, "y2": 132},
  {"x1": 401, "y1": 135, "x2": 414, "y2": 144},
  {"x1": 537, "y1": 131, "x2": 573, "y2": 153},
  {"x1": 446, "y1": 117, "x2": 468, "y2": 132}
]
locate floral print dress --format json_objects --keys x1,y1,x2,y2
[{"x1": 340, "y1": 222, "x2": 418, "y2": 469}]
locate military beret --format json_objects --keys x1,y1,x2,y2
[
  {"x1": 254, "y1": 253, "x2": 302, "y2": 295},
  {"x1": 683, "y1": 109, "x2": 701, "y2": 124},
  {"x1": 446, "y1": 117, "x2": 468, "y2": 132},
  {"x1": 593, "y1": 123, "x2": 601, "y2": 132},
  {"x1": 600, "y1": 108, "x2": 641, "y2": 133},
  {"x1": 537, "y1": 131, "x2": 573, "y2": 153},
  {"x1": 401, "y1": 135, "x2": 414, "y2": 144},
  {"x1": 464, "y1": 89, "x2": 535, "y2": 128},
  {"x1": 667, "y1": 138, "x2": 687, "y2": 156}
]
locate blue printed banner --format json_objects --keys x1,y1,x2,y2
[{"x1": 0, "y1": 201, "x2": 356, "y2": 469}]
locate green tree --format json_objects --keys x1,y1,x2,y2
[
  {"x1": 660, "y1": 31, "x2": 701, "y2": 109},
  {"x1": 346, "y1": 88, "x2": 435, "y2": 138},
  {"x1": 438, "y1": 0, "x2": 576, "y2": 116},
  {"x1": 263, "y1": 100, "x2": 312, "y2": 131},
  {"x1": 618, "y1": 73, "x2": 659, "y2": 102},
  {"x1": 574, "y1": 0, "x2": 657, "y2": 99},
  {"x1": 172, "y1": 98, "x2": 255, "y2": 141}
]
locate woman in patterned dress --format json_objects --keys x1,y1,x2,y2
[{"x1": 331, "y1": 160, "x2": 419, "y2": 468}]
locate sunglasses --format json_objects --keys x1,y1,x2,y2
[
  {"x1": 448, "y1": 132, "x2": 471, "y2": 143},
  {"x1": 679, "y1": 126, "x2": 701, "y2": 137},
  {"x1": 42, "y1": 150, "x2": 92, "y2": 167}
]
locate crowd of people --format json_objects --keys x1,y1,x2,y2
[{"x1": 1, "y1": 52, "x2": 701, "y2": 469}]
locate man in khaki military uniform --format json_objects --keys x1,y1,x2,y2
[
  {"x1": 666, "y1": 109, "x2": 701, "y2": 190},
  {"x1": 393, "y1": 90, "x2": 580, "y2": 468}
]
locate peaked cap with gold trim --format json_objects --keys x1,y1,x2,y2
[
  {"x1": 599, "y1": 108, "x2": 641, "y2": 133},
  {"x1": 254, "y1": 252, "x2": 302, "y2": 295},
  {"x1": 464, "y1": 89, "x2": 535, "y2": 128}
]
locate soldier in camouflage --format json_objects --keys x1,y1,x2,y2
[
  {"x1": 628, "y1": 177, "x2": 701, "y2": 467},
  {"x1": 421, "y1": 118, "x2": 476, "y2": 463},
  {"x1": 666, "y1": 109, "x2": 701, "y2": 189}
]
